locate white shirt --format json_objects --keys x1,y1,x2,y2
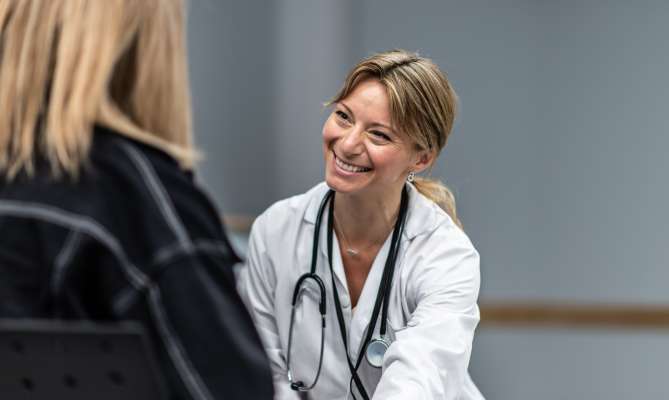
[{"x1": 239, "y1": 182, "x2": 484, "y2": 400}]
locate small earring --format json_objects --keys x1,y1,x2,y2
[{"x1": 407, "y1": 171, "x2": 415, "y2": 182}]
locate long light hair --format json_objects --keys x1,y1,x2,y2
[
  {"x1": 329, "y1": 49, "x2": 462, "y2": 227},
  {"x1": 0, "y1": 0, "x2": 195, "y2": 179}
]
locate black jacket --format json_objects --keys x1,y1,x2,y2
[{"x1": 0, "y1": 128, "x2": 274, "y2": 399}]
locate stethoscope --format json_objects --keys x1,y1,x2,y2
[{"x1": 286, "y1": 185, "x2": 409, "y2": 399}]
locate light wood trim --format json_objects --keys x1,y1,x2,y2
[
  {"x1": 223, "y1": 214, "x2": 256, "y2": 232},
  {"x1": 480, "y1": 302, "x2": 669, "y2": 329}
]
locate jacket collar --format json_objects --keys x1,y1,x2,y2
[{"x1": 303, "y1": 182, "x2": 442, "y2": 240}]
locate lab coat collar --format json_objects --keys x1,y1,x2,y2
[
  {"x1": 303, "y1": 182, "x2": 331, "y2": 226},
  {"x1": 303, "y1": 182, "x2": 442, "y2": 240}
]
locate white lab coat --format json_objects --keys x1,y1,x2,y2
[{"x1": 239, "y1": 182, "x2": 484, "y2": 400}]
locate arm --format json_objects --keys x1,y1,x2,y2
[
  {"x1": 238, "y1": 214, "x2": 301, "y2": 400},
  {"x1": 372, "y1": 234, "x2": 481, "y2": 400}
]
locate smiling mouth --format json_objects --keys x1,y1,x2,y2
[{"x1": 334, "y1": 152, "x2": 372, "y2": 173}]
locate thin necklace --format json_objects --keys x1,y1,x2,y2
[
  {"x1": 333, "y1": 214, "x2": 360, "y2": 256},
  {"x1": 333, "y1": 212, "x2": 396, "y2": 258}
]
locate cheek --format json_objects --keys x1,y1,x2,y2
[
  {"x1": 322, "y1": 118, "x2": 338, "y2": 144},
  {"x1": 369, "y1": 147, "x2": 412, "y2": 172},
  {"x1": 322, "y1": 120, "x2": 337, "y2": 160}
]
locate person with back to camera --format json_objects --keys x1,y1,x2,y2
[
  {"x1": 240, "y1": 49, "x2": 484, "y2": 399},
  {"x1": 0, "y1": 1, "x2": 273, "y2": 399}
]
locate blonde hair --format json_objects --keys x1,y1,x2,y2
[
  {"x1": 329, "y1": 49, "x2": 462, "y2": 227},
  {"x1": 0, "y1": 0, "x2": 195, "y2": 179}
]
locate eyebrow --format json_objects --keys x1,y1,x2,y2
[{"x1": 338, "y1": 101, "x2": 395, "y2": 133}]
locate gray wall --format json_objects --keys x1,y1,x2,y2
[
  {"x1": 471, "y1": 328, "x2": 669, "y2": 398},
  {"x1": 535, "y1": 0, "x2": 669, "y2": 304},
  {"x1": 188, "y1": 0, "x2": 276, "y2": 213},
  {"x1": 187, "y1": 1, "x2": 669, "y2": 399}
]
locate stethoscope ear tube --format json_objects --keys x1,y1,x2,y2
[
  {"x1": 377, "y1": 185, "x2": 410, "y2": 340},
  {"x1": 291, "y1": 273, "x2": 327, "y2": 316},
  {"x1": 287, "y1": 314, "x2": 326, "y2": 392},
  {"x1": 286, "y1": 190, "x2": 333, "y2": 393},
  {"x1": 309, "y1": 190, "x2": 334, "y2": 275},
  {"x1": 287, "y1": 273, "x2": 327, "y2": 391}
]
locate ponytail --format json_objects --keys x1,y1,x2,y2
[{"x1": 412, "y1": 176, "x2": 462, "y2": 229}]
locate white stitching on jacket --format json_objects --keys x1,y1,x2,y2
[
  {"x1": 115, "y1": 239, "x2": 235, "y2": 315},
  {"x1": 152, "y1": 239, "x2": 234, "y2": 267},
  {"x1": 119, "y1": 142, "x2": 192, "y2": 249},
  {"x1": 52, "y1": 229, "x2": 81, "y2": 299},
  {"x1": 0, "y1": 201, "x2": 214, "y2": 400}
]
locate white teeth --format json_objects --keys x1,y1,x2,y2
[{"x1": 335, "y1": 155, "x2": 371, "y2": 173}]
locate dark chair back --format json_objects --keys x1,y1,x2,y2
[{"x1": 0, "y1": 319, "x2": 167, "y2": 400}]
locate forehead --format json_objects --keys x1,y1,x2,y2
[{"x1": 340, "y1": 79, "x2": 392, "y2": 125}]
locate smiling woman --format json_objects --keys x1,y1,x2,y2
[{"x1": 239, "y1": 49, "x2": 483, "y2": 399}]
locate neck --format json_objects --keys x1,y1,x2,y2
[{"x1": 333, "y1": 185, "x2": 403, "y2": 247}]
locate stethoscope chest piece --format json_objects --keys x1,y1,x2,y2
[{"x1": 365, "y1": 336, "x2": 391, "y2": 368}]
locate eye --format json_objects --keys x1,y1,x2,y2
[
  {"x1": 335, "y1": 109, "x2": 351, "y2": 122},
  {"x1": 368, "y1": 130, "x2": 392, "y2": 142}
]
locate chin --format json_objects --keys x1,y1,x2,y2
[
  {"x1": 325, "y1": 174, "x2": 346, "y2": 192},
  {"x1": 325, "y1": 174, "x2": 367, "y2": 195}
]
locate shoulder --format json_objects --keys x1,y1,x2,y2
[
  {"x1": 411, "y1": 212, "x2": 478, "y2": 273},
  {"x1": 89, "y1": 127, "x2": 190, "y2": 191},
  {"x1": 405, "y1": 183, "x2": 476, "y2": 251},
  {"x1": 88, "y1": 128, "x2": 227, "y2": 250},
  {"x1": 403, "y1": 186, "x2": 480, "y2": 300},
  {"x1": 252, "y1": 182, "x2": 329, "y2": 238},
  {"x1": 91, "y1": 127, "x2": 216, "y2": 212}
]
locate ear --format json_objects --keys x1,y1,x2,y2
[{"x1": 410, "y1": 149, "x2": 435, "y2": 174}]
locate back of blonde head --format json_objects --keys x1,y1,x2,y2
[
  {"x1": 329, "y1": 49, "x2": 463, "y2": 228},
  {"x1": 0, "y1": 0, "x2": 194, "y2": 179}
]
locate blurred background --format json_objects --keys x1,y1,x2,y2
[{"x1": 186, "y1": 1, "x2": 669, "y2": 398}]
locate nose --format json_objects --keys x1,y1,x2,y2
[{"x1": 337, "y1": 126, "x2": 365, "y2": 156}]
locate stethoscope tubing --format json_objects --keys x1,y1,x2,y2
[
  {"x1": 328, "y1": 186, "x2": 409, "y2": 399},
  {"x1": 286, "y1": 186, "x2": 409, "y2": 399},
  {"x1": 287, "y1": 282, "x2": 326, "y2": 391},
  {"x1": 286, "y1": 191, "x2": 333, "y2": 391}
]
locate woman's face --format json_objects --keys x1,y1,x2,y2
[{"x1": 323, "y1": 79, "x2": 427, "y2": 199}]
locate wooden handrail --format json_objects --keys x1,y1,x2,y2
[
  {"x1": 480, "y1": 302, "x2": 669, "y2": 329},
  {"x1": 223, "y1": 214, "x2": 256, "y2": 232}
]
